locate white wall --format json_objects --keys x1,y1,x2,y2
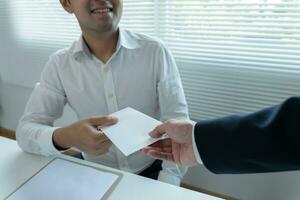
[
  {"x1": 0, "y1": 82, "x2": 77, "y2": 130},
  {"x1": 0, "y1": 82, "x2": 31, "y2": 130}
]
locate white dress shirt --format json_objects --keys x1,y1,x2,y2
[{"x1": 16, "y1": 29, "x2": 189, "y2": 185}]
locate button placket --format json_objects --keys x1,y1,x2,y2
[
  {"x1": 101, "y1": 63, "x2": 127, "y2": 170},
  {"x1": 102, "y1": 64, "x2": 118, "y2": 113}
]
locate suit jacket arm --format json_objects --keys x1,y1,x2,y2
[{"x1": 194, "y1": 97, "x2": 300, "y2": 174}]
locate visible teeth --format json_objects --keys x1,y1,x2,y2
[{"x1": 92, "y1": 8, "x2": 110, "y2": 13}]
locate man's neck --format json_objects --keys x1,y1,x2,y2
[{"x1": 82, "y1": 29, "x2": 119, "y2": 63}]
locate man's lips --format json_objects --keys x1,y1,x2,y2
[{"x1": 91, "y1": 7, "x2": 113, "y2": 14}]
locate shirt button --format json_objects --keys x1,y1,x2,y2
[{"x1": 107, "y1": 93, "x2": 114, "y2": 99}]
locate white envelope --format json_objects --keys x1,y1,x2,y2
[{"x1": 101, "y1": 107, "x2": 162, "y2": 156}]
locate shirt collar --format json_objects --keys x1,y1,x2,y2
[
  {"x1": 72, "y1": 28, "x2": 141, "y2": 60},
  {"x1": 118, "y1": 28, "x2": 141, "y2": 50},
  {"x1": 73, "y1": 36, "x2": 92, "y2": 60}
]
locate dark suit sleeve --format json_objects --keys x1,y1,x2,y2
[{"x1": 194, "y1": 97, "x2": 300, "y2": 174}]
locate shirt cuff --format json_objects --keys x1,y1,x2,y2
[
  {"x1": 192, "y1": 122, "x2": 203, "y2": 164},
  {"x1": 157, "y1": 170, "x2": 182, "y2": 186},
  {"x1": 37, "y1": 127, "x2": 62, "y2": 156}
]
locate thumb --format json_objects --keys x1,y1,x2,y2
[
  {"x1": 149, "y1": 123, "x2": 167, "y2": 138},
  {"x1": 87, "y1": 116, "x2": 118, "y2": 126}
]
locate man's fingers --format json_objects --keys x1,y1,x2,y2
[
  {"x1": 92, "y1": 132, "x2": 111, "y2": 144},
  {"x1": 142, "y1": 145, "x2": 172, "y2": 154},
  {"x1": 149, "y1": 123, "x2": 167, "y2": 138},
  {"x1": 142, "y1": 147, "x2": 152, "y2": 154},
  {"x1": 92, "y1": 140, "x2": 112, "y2": 155},
  {"x1": 87, "y1": 116, "x2": 118, "y2": 126},
  {"x1": 145, "y1": 146, "x2": 172, "y2": 153},
  {"x1": 172, "y1": 142, "x2": 181, "y2": 163},
  {"x1": 98, "y1": 132, "x2": 110, "y2": 143},
  {"x1": 146, "y1": 150, "x2": 174, "y2": 162},
  {"x1": 149, "y1": 138, "x2": 172, "y2": 148},
  {"x1": 99, "y1": 140, "x2": 112, "y2": 149}
]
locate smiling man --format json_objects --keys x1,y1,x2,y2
[{"x1": 16, "y1": 0, "x2": 189, "y2": 185}]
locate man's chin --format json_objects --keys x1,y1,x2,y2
[
  {"x1": 95, "y1": 21, "x2": 119, "y2": 32},
  {"x1": 83, "y1": 24, "x2": 117, "y2": 35},
  {"x1": 96, "y1": 26, "x2": 113, "y2": 33}
]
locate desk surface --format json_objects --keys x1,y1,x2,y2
[{"x1": 0, "y1": 136, "x2": 222, "y2": 200}]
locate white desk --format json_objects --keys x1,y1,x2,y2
[{"x1": 0, "y1": 136, "x2": 222, "y2": 200}]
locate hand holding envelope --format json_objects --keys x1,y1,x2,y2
[
  {"x1": 53, "y1": 116, "x2": 118, "y2": 155},
  {"x1": 101, "y1": 107, "x2": 163, "y2": 156}
]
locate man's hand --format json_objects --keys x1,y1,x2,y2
[
  {"x1": 53, "y1": 116, "x2": 118, "y2": 155},
  {"x1": 142, "y1": 119, "x2": 197, "y2": 166}
]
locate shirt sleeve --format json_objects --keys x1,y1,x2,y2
[
  {"x1": 155, "y1": 43, "x2": 189, "y2": 185},
  {"x1": 158, "y1": 161, "x2": 187, "y2": 186},
  {"x1": 16, "y1": 55, "x2": 67, "y2": 156},
  {"x1": 156, "y1": 43, "x2": 189, "y2": 122},
  {"x1": 192, "y1": 122, "x2": 203, "y2": 164}
]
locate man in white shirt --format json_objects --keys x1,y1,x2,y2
[{"x1": 16, "y1": 0, "x2": 188, "y2": 185}]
